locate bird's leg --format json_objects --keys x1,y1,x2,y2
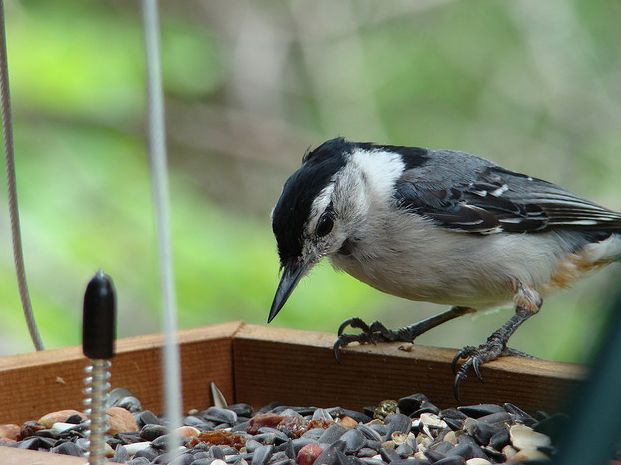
[
  {"x1": 502, "y1": 347, "x2": 537, "y2": 359},
  {"x1": 452, "y1": 281, "x2": 542, "y2": 399},
  {"x1": 333, "y1": 306, "x2": 476, "y2": 361}
]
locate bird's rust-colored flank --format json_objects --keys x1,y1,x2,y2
[{"x1": 547, "y1": 252, "x2": 607, "y2": 291}]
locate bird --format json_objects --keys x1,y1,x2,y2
[{"x1": 268, "y1": 137, "x2": 621, "y2": 396}]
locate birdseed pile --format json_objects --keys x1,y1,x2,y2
[{"x1": 0, "y1": 387, "x2": 573, "y2": 465}]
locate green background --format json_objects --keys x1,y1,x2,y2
[{"x1": 1, "y1": 0, "x2": 620, "y2": 362}]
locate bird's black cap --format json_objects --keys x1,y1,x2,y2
[
  {"x1": 272, "y1": 137, "x2": 350, "y2": 265},
  {"x1": 271, "y1": 137, "x2": 429, "y2": 266},
  {"x1": 82, "y1": 269, "x2": 116, "y2": 359}
]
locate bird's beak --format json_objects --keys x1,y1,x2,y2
[{"x1": 268, "y1": 259, "x2": 309, "y2": 323}]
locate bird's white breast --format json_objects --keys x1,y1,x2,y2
[{"x1": 330, "y1": 213, "x2": 606, "y2": 310}]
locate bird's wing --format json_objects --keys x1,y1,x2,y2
[{"x1": 394, "y1": 152, "x2": 621, "y2": 234}]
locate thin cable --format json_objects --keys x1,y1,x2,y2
[
  {"x1": 0, "y1": 0, "x2": 44, "y2": 351},
  {"x1": 141, "y1": 0, "x2": 182, "y2": 457}
]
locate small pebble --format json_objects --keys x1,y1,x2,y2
[
  {"x1": 34, "y1": 428, "x2": 60, "y2": 439},
  {"x1": 458, "y1": 405, "x2": 505, "y2": 419},
  {"x1": 447, "y1": 442, "x2": 475, "y2": 459},
  {"x1": 379, "y1": 446, "x2": 400, "y2": 463},
  {"x1": 509, "y1": 424, "x2": 552, "y2": 450},
  {"x1": 444, "y1": 417, "x2": 465, "y2": 431},
  {"x1": 341, "y1": 429, "x2": 365, "y2": 453},
  {"x1": 116, "y1": 396, "x2": 143, "y2": 413},
  {"x1": 245, "y1": 439, "x2": 262, "y2": 453},
  {"x1": 177, "y1": 426, "x2": 200, "y2": 438},
  {"x1": 17, "y1": 436, "x2": 55, "y2": 450},
  {"x1": 435, "y1": 456, "x2": 466, "y2": 465},
  {"x1": 38, "y1": 410, "x2": 86, "y2": 428},
  {"x1": 359, "y1": 459, "x2": 385, "y2": 465},
  {"x1": 341, "y1": 409, "x2": 372, "y2": 424},
  {"x1": 124, "y1": 441, "x2": 153, "y2": 456},
  {"x1": 311, "y1": 440, "x2": 346, "y2": 465},
  {"x1": 397, "y1": 394, "x2": 428, "y2": 416},
  {"x1": 444, "y1": 431, "x2": 457, "y2": 445},
  {"x1": 318, "y1": 423, "x2": 347, "y2": 444},
  {"x1": 136, "y1": 410, "x2": 162, "y2": 428},
  {"x1": 463, "y1": 419, "x2": 496, "y2": 446},
  {"x1": 489, "y1": 429, "x2": 510, "y2": 450},
  {"x1": 203, "y1": 407, "x2": 238, "y2": 425},
  {"x1": 50, "y1": 422, "x2": 77, "y2": 434},
  {"x1": 419, "y1": 413, "x2": 447, "y2": 429},
  {"x1": 297, "y1": 443, "x2": 323, "y2": 465},
  {"x1": 228, "y1": 404, "x2": 253, "y2": 418},
  {"x1": 312, "y1": 408, "x2": 333, "y2": 422},
  {"x1": 210, "y1": 445, "x2": 226, "y2": 459},
  {"x1": 424, "y1": 448, "x2": 447, "y2": 462},
  {"x1": 113, "y1": 444, "x2": 130, "y2": 462},
  {"x1": 357, "y1": 424, "x2": 382, "y2": 442},
  {"x1": 413, "y1": 401, "x2": 441, "y2": 416},
  {"x1": 51, "y1": 441, "x2": 82, "y2": 456},
  {"x1": 20, "y1": 420, "x2": 45, "y2": 438},
  {"x1": 10, "y1": 386, "x2": 588, "y2": 464},
  {"x1": 339, "y1": 416, "x2": 358, "y2": 429},
  {"x1": 385, "y1": 413, "x2": 412, "y2": 436},
  {"x1": 477, "y1": 412, "x2": 512, "y2": 425},
  {"x1": 503, "y1": 444, "x2": 518, "y2": 458},
  {"x1": 440, "y1": 409, "x2": 467, "y2": 421},
  {"x1": 356, "y1": 448, "x2": 377, "y2": 458},
  {"x1": 190, "y1": 459, "x2": 211, "y2": 465},
  {"x1": 508, "y1": 448, "x2": 550, "y2": 462},
  {"x1": 282, "y1": 439, "x2": 295, "y2": 459},
  {"x1": 395, "y1": 441, "x2": 413, "y2": 457},
  {"x1": 128, "y1": 458, "x2": 152, "y2": 465},
  {"x1": 251, "y1": 444, "x2": 273, "y2": 465},
  {"x1": 141, "y1": 423, "x2": 168, "y2": 441},
  {"x1": 0, "y1": 424, "x2": 20, "y2": 441},
  {"x1": 373, "y1": 400, "x2": 398, "y2": 420},
  {"x1": 107, "y1": 406, "x2": 139, "y2": 435},
  {"x1": 466, "y1": 459, "x2": 492, "y2": 465}
]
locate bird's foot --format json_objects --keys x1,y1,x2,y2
[
  {"x1": 502, "y1": 346, "x2": 537, "y2": 359},
  {"x1": 451, "y1": 337, "x2": 505, "y2": 400},
  {"x1": 333, "y1": 317, "x2": 414, "y2": 361},
  {"x1": 451, "y1": 303, "x2": 538, "y2": 399},
  {"x1": 451, "y1": 340, "x2": 536, "y2": 399}
]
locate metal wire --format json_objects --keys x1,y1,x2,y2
[
  {"x1": 141, "y1": 0, "x2": 182, "y2": 456},
  {"x1": 0, "y1": 0, "x2": 44, "y2": 351}
]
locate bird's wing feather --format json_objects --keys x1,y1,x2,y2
[{"x1": 394, "y1": 152, "x2": 621, "y2": 234}]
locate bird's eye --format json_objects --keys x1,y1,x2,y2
[{"x1": 316, "y1": 213, "x2": 334, "y2": 237}]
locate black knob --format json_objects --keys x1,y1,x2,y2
[{"x1": 82, "y1": 270, "x2": 116, "y2": 359}]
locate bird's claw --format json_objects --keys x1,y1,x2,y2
[
  {"x1": 333, "y1": 317, "x2": 395, "y2": 362},
  {"x1": 452, "y1": 340, "x2": 505, "y2": 400},
  {"x1": 337, "y1": 317, "x2": 371, "y2": 337}
]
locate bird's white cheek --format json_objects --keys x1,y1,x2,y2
[{"x1": 325, "y1": 230, "x2": 349, "y2": 256}]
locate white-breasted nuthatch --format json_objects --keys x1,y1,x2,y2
[{"x1": 268, "y1": 138, "x2": 621, "y2": 395}]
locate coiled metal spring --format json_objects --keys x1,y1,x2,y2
[{"x1": 83, "y1": 359, "x2": 111, "y2": 465}]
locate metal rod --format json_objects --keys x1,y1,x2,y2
[
  {"x1": 0, "y1": 0, "x2": 43, "y2": 351},
  {"x1": 141, "y1": 0, "x2": 182, "y2": 456}
]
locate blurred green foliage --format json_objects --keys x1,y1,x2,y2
[{"x1": 1, "y1": 0, "x2": 620, "y2": 362}]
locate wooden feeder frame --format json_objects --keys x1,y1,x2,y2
[{"x1": 0, "y1": 321, "x2": 584, "y2": 464}]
